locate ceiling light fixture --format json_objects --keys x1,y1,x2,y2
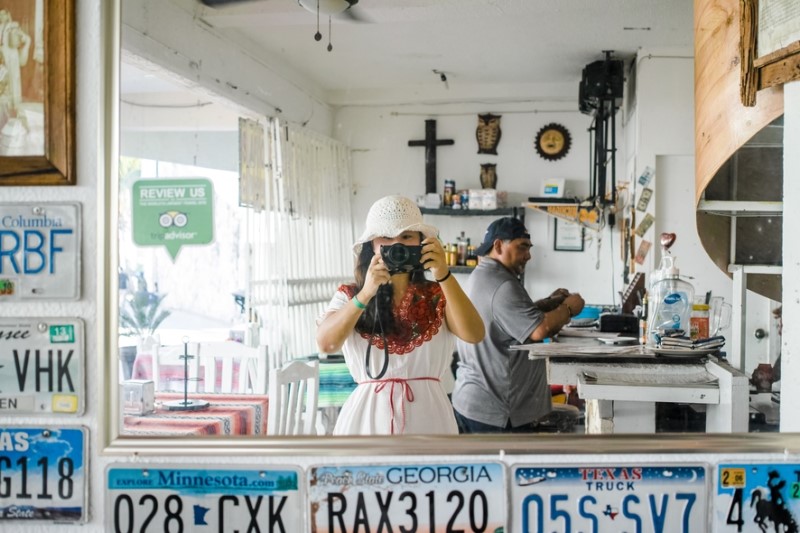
[{"x1": 297, "y1": 0, "x2": 359, "y2": 51}]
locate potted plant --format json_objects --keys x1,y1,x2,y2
[{"x1": 119, "y1": 289, "x2": 171, "y2": 379}]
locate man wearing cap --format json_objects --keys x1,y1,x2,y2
[{"x1": 451, "y1": 217, "x2": 585, "y2": 433}]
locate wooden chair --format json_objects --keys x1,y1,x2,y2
[
  {"x1": 150, "y1": 342, "x2": 201, "y2": 392},
  {"x1": 196, "y1": 341, "x2": 269, "y2": 394},
  {"x1": 267, "y1": 360, "x2": 320, "y2": 435}
]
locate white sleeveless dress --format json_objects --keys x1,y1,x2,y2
[{"x1": 322, "y1": 285, "x2": 458, "y2": 436}]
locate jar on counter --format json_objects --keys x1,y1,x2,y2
[{"x1": 690, "y1": 303, "x2": 710, "y2": 340}]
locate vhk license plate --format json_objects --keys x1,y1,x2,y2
[
  {"x1": 716, "y1": 463, "x2": 800, "y2": 532},
  {"x1": 308, "y1": 462, "x2": 506, "y2": 532},
  {"x1": 106, "y1": 465, "x2": 302, "y2": 532},
  {"x1": 512, "y1": 465, "x2": 707, "y2": 533},
  {"x1": 0, "y1": 427, "x2": 87, "y2": 523}
]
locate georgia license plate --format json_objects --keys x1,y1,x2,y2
[
  {"x1": 308, "y1": 462, "x2": 506, "y2": 532},
  {"x1": 106, "y1": 465, "x2": 303, "y2": 532},
  {"x1": 0, "y1": 427, "x2": 87, "y2": 523},
  {"x1": 716, "y1": 462, "x2": 800, "y2": 532},
  {"x1": 0, "y1": 318, "x2": 84, "y2": 415},
  {"x1": 512, "y1": 465, "x2": 708, "y2": 533}
]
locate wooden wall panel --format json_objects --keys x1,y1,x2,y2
[{"x1": 694, "y1": 0, "x2": 783, "y2": 205}]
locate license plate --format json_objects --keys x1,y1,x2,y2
[
  {"x1": 308, "y1": 462, "x2": 506, "y2": 532},
  {"x1": 512, "y1": 464, "x2": 707, "y2": 533},
  {"x1": 106, "y1": 465, "x2": 303, "y2": 532},
  {"x1": 0, "y1": 318, "x2": 84, "y2": 415},
  {"x1": 0, "y1": 203, "x2": 81, "y2": 300},
  {"x1": 0, "y1": 427, "x2": 87, "y2": 523},
  {"x1": 715, "y1": 462, "x2": 800, "y2": 532}
]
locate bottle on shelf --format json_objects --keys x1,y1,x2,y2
[
  {"x1": 466, "y1": 245, "x2": 478, "y2": 267},
  {"x1": 456, "y1": 232, "x2": 467, "y2": 266}
]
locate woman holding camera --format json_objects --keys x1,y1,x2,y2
[{"x1": 317, "y1": 195, "x2": 484, "y2": 435}]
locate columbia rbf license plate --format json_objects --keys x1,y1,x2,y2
[
  {"x1": 0, "y1": 203, "x2": 81, "y2": 300},
  {"x1": 0, "y1": 318, "x2": 84, "y2": 415},
  {"x1": 106, "y1": 465, "x2": 303, "y2": 532},
  {"x1": 0, "y1": 427, "x2": 87, "y2": 523},
  {"x1": 308, "y1": 462, "x2": 506, "y2": 533},
  {"x1": 512, "y1": 465, "x2": 708, "y2": 533},
  {"x1": 715, "y1": 463, "x2": 800, "y2": 532}
]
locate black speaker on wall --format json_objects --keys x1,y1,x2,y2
[{"x1": 579, "y1": 58, "x2": 624, "y2": 115}]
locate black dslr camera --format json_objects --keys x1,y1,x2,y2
[{"x1": 380, "y1": 244, "x2": 423, "y2": 273}]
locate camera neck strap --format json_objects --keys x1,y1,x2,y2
[{"x1": 365, "y1": 304, "x2": 390, "y2": 380}]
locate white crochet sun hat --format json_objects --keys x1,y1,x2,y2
[{"x1": 353, "y1": 195, "x2": 439, "y2": 254}]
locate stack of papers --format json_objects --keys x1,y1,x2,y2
[{"x1": 659, "y1": 335, "x2": 725, "y2": 350}]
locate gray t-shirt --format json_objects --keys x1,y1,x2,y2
[{"x1": 452, "y1": 257, "x2": 551, "y2": 427}]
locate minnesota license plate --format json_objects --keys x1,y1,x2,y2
[
  {"x1": 0, "y1": 318, "x2": 84, "y2": 415},
  {"x1": 715, "y1": 463, "x2": 800, "y2": 532},
  {"x1": 512, "y1": 464, "x2": 708, "y2": 533},
  {"x1": 106, "y1": 465, "x2": 303, "y2": 532},
  {"x1": 0, "y1": 427, "x2": 87, "y2": 523},
  {"x1": 308, "y1": 462, "x2": 506, "y2": 532}
]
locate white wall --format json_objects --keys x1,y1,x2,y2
[
  {"x1": 333, "y1": 98, "x2": 623, "y2": 305},
  {"x1": 630, "y1": 48, "x2": 773, "y2": 370}
]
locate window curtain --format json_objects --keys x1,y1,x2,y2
[{"x1": 246, "y1": 119, "x2": 354, "y2": 360}]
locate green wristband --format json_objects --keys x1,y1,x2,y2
[{"x1": 352, "y1": 295, "x2": 367, "y2": 310}]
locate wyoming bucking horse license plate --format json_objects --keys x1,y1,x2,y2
[{"x1": 716, "y1": 463, "x2": 800, "y2": 532}]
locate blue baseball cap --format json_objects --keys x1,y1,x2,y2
[{"x1": 475, "y1": 217, "x2": 530, "y2": 255}]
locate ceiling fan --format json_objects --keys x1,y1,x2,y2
[{"x1": 199, "y1": 0, "x2": 367, "y2": 50}]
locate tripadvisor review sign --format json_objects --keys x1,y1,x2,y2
[{"x1": 132, "y1": 179, "x2": 214, "y2": 260}]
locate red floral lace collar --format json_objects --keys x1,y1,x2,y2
[{"x1": 339, "y1": 282, "x2": 446, "y2": 355}]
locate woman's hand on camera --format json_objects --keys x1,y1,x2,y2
[
  {"x1": 359, "y1": 253, "x2": 390, "y2": 301},
  {"x1": 421, "y1": 237, "x2": 449, "y2": 281}
]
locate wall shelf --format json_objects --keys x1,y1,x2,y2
[
  {"x1": 420, "y1": 207, "x2": 521, "y2": 217},
  {"x1": 524, "y1": 202, "x2": 603, "y2": 231}
]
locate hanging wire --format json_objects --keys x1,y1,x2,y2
[
  {"x1": 327, "y1": 16, "x2": 333, "y2": 51},
  {"x1": 314, "y1": 0, "x2": 322, "y2": 41}
]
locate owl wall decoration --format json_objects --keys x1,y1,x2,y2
[
  {"x1": 480, "y1": 163, "x2": 498, "y2": 189},
  {"x1": 476, "y1": 113, "x2": 502, "y2": 155}
]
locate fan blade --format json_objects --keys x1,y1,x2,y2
[{"x1": 337, "y1": 5, "x2": 371, "y2": 22}]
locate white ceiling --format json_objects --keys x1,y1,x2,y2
[{"x1": 189, "y1": 0, "x2": 694, "y2": 99}]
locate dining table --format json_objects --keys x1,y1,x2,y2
[{"x1": 122, "y1": 392, "x2": 268, "y2": 436}]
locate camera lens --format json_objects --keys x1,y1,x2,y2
[{"x1": 387, "y1": 244, "x2": 409, "y2": 265}]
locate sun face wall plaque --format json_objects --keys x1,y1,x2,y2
[
  {"x1": 535, "y1": 123, "x2": 571, "y2": 161},
  {"x1": 476, "y1": 113, "x2": 502, "y2": 154}
]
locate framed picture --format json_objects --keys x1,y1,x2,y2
[
  {"x1": 740, "y1": 0, "x2": 800, "y2": 105},
  {"x1": 554, "y1": 219, "x2": 584, "y2": 252},
  {"x1": 0, "y1": 0, "x2": 75, "y2": 185}
]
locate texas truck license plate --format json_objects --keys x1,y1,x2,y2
[
  {"x1": 308, "y1": 462, "x2": 506, "y2": 532},
  {"x1": 106, "y1": 465, "x2": 302, "y2": 532},
  {"x1": 0, "y1": 427, "x2": 87, "y2": 523},
  {"x1": 512, "y1": 464, "x2": 707, "y2": 532},
  {"x1": 716, "y1": 462, "x2": 800, "y2": 532}
]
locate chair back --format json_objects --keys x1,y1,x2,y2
[
  {"x1": 268, "y1": 360, "x2": 319, "y2": 435},
  {"x1": 150, "y1": 342, "x2": 201, "y2": 392},
  {"x1": 197, "y1": 341, "x2": 269, "y2": 394}
]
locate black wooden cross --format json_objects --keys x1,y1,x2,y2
[{"x1": 408, "y1": 119, "x2": 454, "y2": 194}]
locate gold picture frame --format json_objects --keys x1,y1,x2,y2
[{"x1": 0, "y1": 0, "x2": 75, "y2": 185}]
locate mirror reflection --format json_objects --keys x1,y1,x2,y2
[{"x1": 116, "y1": 0, "x2": 783, "y2": 440}]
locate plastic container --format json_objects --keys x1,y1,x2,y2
[
  {"x1": 690, "y1": 303, "x2": 710, "y2": 340},
  {"x1": 649, "y1": 256, "x2": 695, "y2": 344}
]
